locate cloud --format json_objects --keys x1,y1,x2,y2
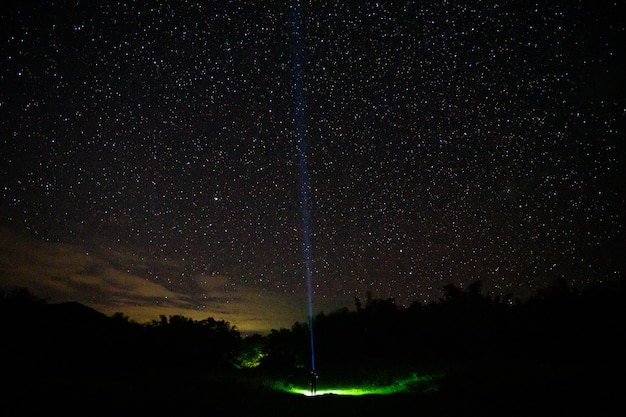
[
  {"x1": 0, "y1": 227, "x2": 187, "y2": 308},
  {"x1": 0, "y1": 227, "x2": 310, "y2": 334}
]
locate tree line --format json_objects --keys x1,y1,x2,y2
[{"x1": 1, "y1": 275, "x2": 624, "y2": 390}]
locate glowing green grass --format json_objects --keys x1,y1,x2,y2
[{"x1": 276, "y1": 373, "x2": 435, "y2": 397}]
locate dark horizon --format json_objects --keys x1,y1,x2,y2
[{"x1": 2, "y1": 272, "x2": 622, "y2": 334}]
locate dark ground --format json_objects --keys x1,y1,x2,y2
[{"x1": 5, "y1": 365, "x2": 623, "y2": 417}]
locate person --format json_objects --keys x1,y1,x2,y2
[{"x1": 309, "y1": 370, "x2": 318, "y2": 395}]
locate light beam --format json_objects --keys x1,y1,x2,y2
[{"x1": 290, "y1": 0, "x2": 316, "y2": 373}]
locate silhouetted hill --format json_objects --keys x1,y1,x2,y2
[{"x1": 46, "y1": 301, "x2": 110, "y2": 324}]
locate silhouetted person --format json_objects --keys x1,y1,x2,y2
[{"x1": 309, "y1": 370, "x2": 318, "y2": 395}]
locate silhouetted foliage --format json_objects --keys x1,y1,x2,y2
[
  {"x1": 1, "y1": 275, "x2": 624, "y2": 414},
  {"x1": 0, "y1": 287, "x2": 242, "y2": 375},
  {"x1": 260, "y1": 322, "x2": 309, "y2": 372}
]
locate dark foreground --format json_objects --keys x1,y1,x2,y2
[
  {"x1": 3, "y1": 281, "x2": 624, "y2": 416},
  {"x1": 6, "y1": 366, "x2": 622, "y2": 417}
]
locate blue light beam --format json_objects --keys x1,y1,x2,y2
[{"x1": 290, "y1": 0, "x2": 316, "y2": 373}]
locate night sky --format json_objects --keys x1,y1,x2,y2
[{"x1": 1, "y1": 1, "x2": 624, "y2": 334}]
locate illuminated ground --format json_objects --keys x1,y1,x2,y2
[{"x1": 275, "y1": 372, "x2": 438, "y2": 397}]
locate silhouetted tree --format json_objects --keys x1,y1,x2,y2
[{"x1": 261, "y1": 326, "x2": 308, "y2": 372}]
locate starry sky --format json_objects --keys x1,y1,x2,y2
[{"x1": 1, "y1": 1, "x2": 624, "y2": 334}]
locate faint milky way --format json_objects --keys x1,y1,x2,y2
[{"x1": 1, "y1": 1, "x2": 623, "y2": 333}]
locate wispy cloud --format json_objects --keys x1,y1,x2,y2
[{"x1": 0, "y1": 227, "x2": 310, "y2": 334}]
